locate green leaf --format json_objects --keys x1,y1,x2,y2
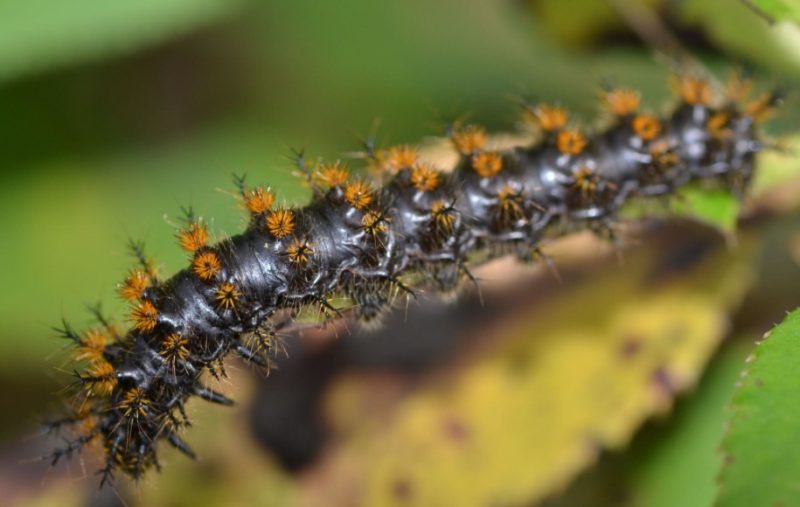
[
  {"x1": 716, "y1": 308, "x2": 800, "y2": 507},
  {"x1": 0, "y1": 0, "x2": 244, "y2": 83},
  {"x1": 619, "y1": 185, "x2": 739, "y2": 236},
  {"x1": 626, "y1": 343, "x2": 751, "y2": 507},
  {"x1": 674, "y1": 187, "x2": 740, "y2": 236},
  {"x1": 748, "y1": 0, "x2": 800, "y2": 22},
  {"x1": 680, "y1": 0, "x2": 800, "y2": 78}
]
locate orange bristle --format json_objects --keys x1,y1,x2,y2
[
  {"x1": 266, "y1": 208, "x2": 296, "y2": 238},
  {"x1": 472, "y1": 152, "x2": 503, "y2": 177},
  {"x1": 178, "y1": 223, "x2": 208, "y2": 253},
  {"x1": 344, "y1": 181, "x2": 373, "y2": 209}
]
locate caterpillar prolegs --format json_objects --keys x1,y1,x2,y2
[{"x1": 44, "y1": 72, "x2": 780, "y2": 484}]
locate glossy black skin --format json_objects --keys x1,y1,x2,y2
[{"x1": 60, "y1": 99, "x2": 762, "y2": 481}]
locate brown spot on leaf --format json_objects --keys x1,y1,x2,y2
[
  {"x1": 442, "y1": 417, "x2": 470, "y2": 443},
  {"x1": 393, "y1": 478, "x2": 412, "y2": 501},
  {"x1": 619, "y1": 336, "x2": 643, "y2": 359},
  {"x1": 651, "y1": 367, "x2": 676, "y2": 397}
]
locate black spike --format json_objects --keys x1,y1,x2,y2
[
  {"x1": 193, "y1": 385, "x2": 235, "y2": 406},
  {"x1": 167, "y1": 432, "x2": 197, "y2": 460},
  {"x1": 179, "y1": 206, "x2": 196, "y2": 225},
  {"x1": 232, "y1": 173, "x2": 247, "y2": 194},
  {"x1": 290, "y1": 146, "x2": 324, "y2": 198},
  {"x1": 86, "y1": 301, "x2": 112, "y2": 329},
  {"x1": 235, "y1": 343, "x2": 268, "y2": 367},
  {"x1": 126, "y1": 237, "x2": 155, "y2": 279},
  {"x1": 53, "y1": 318, "x2": 80, "y2": 344}
]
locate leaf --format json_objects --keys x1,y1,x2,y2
[
  {"x1": 680, "y1": 0, "x2": 800, "y2": 76},
  {"x1": 752, "y1": 137, "x2": 800, "y2": 194},
  {"x1": 620, "y1": 184, "x2": 739, "y2": 237},
  {"x1": 525, "y1": 0, "x2": 630, "y2": 46},
  {"x1": 0, "y1": 0, "x2": 245, "y2": 83},
  {"x1": 12, "y1": 480, "x2": 85, "y2": 507},
  {"x1": 542, "y1": 342, "x2": 753, "y2": 507},
  {"x1": 306, "y1": 231, "x2": 759, "y2": 507},
  {"x1": 674, "y1": 187, "x2": 740, "y2": 236},
  {"x1": 625, "y1": 343, "x2": 752, "y2": 507},
  {"x1": 747, "y1": 0, "x2": 800, "y2": 22},
  {"x1": 525, "y1": 0, "x2": 665, "y2": 47},
  {"x1": 716, "y1": 308, "x2": 800, "y2": 507}
]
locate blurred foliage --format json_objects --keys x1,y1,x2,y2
[
  {"x1": 748, "y1": 0, "x2": 800, "y2": 22},
  {"x1": 671, "y1": 187, "x2": 739, "y2": 235},
  {"x1": 680, "y1": 0, "x2": 800, "y2": 74},
  {"x1": 527, "y1": 0, "x2": 662, "y2": 46},
  {"x1": 603, "y1": 343, "x2": 755, "y2": 507},
  {"x1": 716, "y1": 309, "x2": 800, "y2": 507},
  {"x1": 539, "y1": 339, "x2": 754, "y2": 507},
  {"x1": 0, "y1": 0, "x2": 245, "y2": 83},
  {"x1": 530, "y1": 0, "x2": 800, "y2": 82},
  {"x1": 2, "y1": 0, "x2": 800, "y2": 506},
  {"x1": 752, "y1": 134, "x2": 800, "y2": 194}
]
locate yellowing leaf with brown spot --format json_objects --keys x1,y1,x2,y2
[{"x1": 309, "y1": 230, "x2": 759, "y2": 507}]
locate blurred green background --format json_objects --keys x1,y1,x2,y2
[{"x1": 2, "y1": 0, "x2": 800, "y2": 506}]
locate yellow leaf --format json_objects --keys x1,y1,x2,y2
[{"x1": 310, "y1": 230, "x2": 759, "y2": 507}]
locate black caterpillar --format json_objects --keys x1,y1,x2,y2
[{"x1": 44, "y1": 73, "x2": 780, "y2": 485}]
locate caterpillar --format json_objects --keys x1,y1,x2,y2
[{"x1": 43, "y1": 71, "x2": 780, "y2": 486}]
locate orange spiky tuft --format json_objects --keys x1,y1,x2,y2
[
  {"x1": 410, "y1": 164, "x2": 440, "y2": 192},
  {"x1": 74, "y1": 329, "x2": 107, "y2": 363},
  {"x1": 160, "y1": 333, "x2": 190, "y2": 365},
  {"x1": 431, "y1": 200, "x2": 456, "y2": 231},
  {"x1": 119, "y1": 387, "x2": 149, "y2": 419},
  {"x1": 676, "y1": 75, "x2": 713, "y2": 106},
  {"x1": 362, "y1": 210, "x2": 388, "y2": 236},
  {"x1": 650, "y1": 140, "x2": 680, "y2": 169},
  {"x1": 386, "y1": 145, "x2": 419, "y2": 170},
  {"x1": 707, "y1": 111, "x2": 732, "y2": 139},
  {"x1": 119, "y1": 269, "x2": 150, "y2": 301},
  {"x1": 451, "y1": 125, "x2": 487, "y2": 155},
  {"x1": 344, "y1": 181, "x2": 373, "y2": 209},
  {"x1": 745, "y1": 93, "x2": 779, "y2": 123},
  {"x1": 178, "y1": 223, "x2": 208, "y2": 253},
  {"x1": 286, "y1": 238, "x2": 314, "y2": 266},
  {"x1": 532, "y1": 104, "x2": 568, "y2": 132},
  {"x1": 215, "y1": 282, "x2": 241, "y2": 310},
  {"x1": 632, "y1": 114, "x2": 662, "y2": 141},
  {"x1": 556, "y1": 129, "x2": 587, "y2": 155},
  {"x1": 472, "y1": 152, "x2": 503, "y2": 178},
  {"x1": 266, "y1": 208, "x2": 296, "y2": 238},
  {"x1": 84, "y1": 360, "x2": 118, "y2": 397},
  {"x1": 131, "y1": 300, "x2": 158, "y2": 332},
  {"x1": 192, "y1": 251, "x2": 221, "y2": 281},
  {"x1": 604, "y1": 88, "x2": 640, "y2": 117},
  {"x1": 244, "y1": 186, "x2": 274, "y2": 215},
  {"x1": 317, "y1": 161, "x2": 350, "y2": 187},
  {"x1": 497, "y1": 186, "x2": 524, "y2": 221},
  {"x1": 573, "y1": 167, "x2": 599, "y2": 197}
]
